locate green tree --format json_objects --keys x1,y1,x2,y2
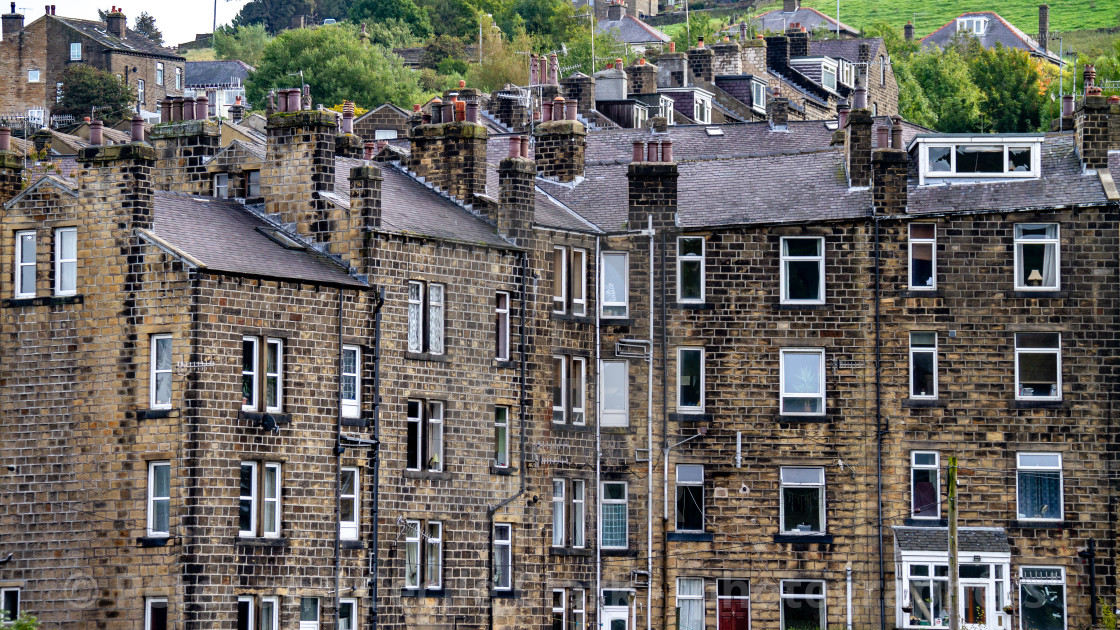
[
  {"x1": 671, "y1": 13, "x2": 719, "y2": 52},
  {"x1": 52, "y1": 64, "x2": 137, "y2": 123},
  {"x1": 563, "y1": 20, "x2": 629, "y2": 76},
  {"x1": 364, "y1": 18, "x2": 423, "y2": 48},
  {"x1": 861, "y1": 21, "x2": 918, "y2": 58},
  {"x1": 214, "y1": 24, "x2": 273, "y2": 67},
  {"x1": 232, "y1": 0, "x2": 355, "y2": 34},
  {"x1": 892, "y1": 60, "x2": 936, "y2": 128},
  {"x1": 350, "y1": 0, "x2": 432, "y2": 39},
  {"x1": 968, "y1": 45, "x2": 1046, "y2": 132},
  {"x1": 0, "y1": 611, "x2": 40, "y2": 630},
  {"x1": 465, "y1": 18, "x2": 532, "y2": 92},
  {"x1": 420, "y1": 35, "x2": 468, "y2": 70},
  {"x1": 906, "y1": 48, "x2": 983, "y2": 132},
  {"x1": 133, "y1": 12, "x2": 164, "y2": 45},
  {"x1": 498, "y1": 0, "x2": 579, "y2": 49},
  {"x1": 415, "y1": 0, "x2": 478, "y2": 39},
  {"x1": 247, "y1": 23, "x2": 425, "y2": 110}
]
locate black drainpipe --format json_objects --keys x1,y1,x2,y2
[
  {"x1": 369, "y1": 287, "x2": 385, "y2": 630},
  {"x1": 488, "y1": 252, "x2": 530, "y2": 629},
  {"x1": 335, "y1": 287, "x2": 345, "y2": 627},
  {"x1": 874, "y1": 216, "x2": 886, "y2": 630}
]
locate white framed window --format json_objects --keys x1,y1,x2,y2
[
  {"x1": 239, "y1": 462, "x2": 258, "y2": 537},
  {"x1": 1015, "y1": 333, "x2": 1060, "y2": 400},
  {"x1": 694, "y1": 95, "x2": 711, "y2": 124},
  {"x1": 910, "y1": 451, "x2": 939, "y2": 519},
  {"x1": 260, "y1": 597, "x2": 278, "y2": 630},
  {"x1": 175, "y1": 67, "x2": 181, "y2": 90},
  {"x1": 909, "y1": 332, "x2": 937, "y2": 399},
  {"x1": 237, "y1": 596, "x2": 255, "y2": 630},
  {"x1": 425, "y1": 521, "x2": 443, "y2": 589},
  {"x1": 571, "y1": 479, "x2": 585, "y2": 548},
  {"x1": 717, "y1": 579, "x2": 751, "y2": 630},
  {"x1": 780, "y1": 580, "x2": 825, "y2": 630},
  {"x1": 676, "y1": 347, "x2": 704, "y2": 412},
  {"x1": 404, "y1": 519, "x2": 421, "y2": 589},
  {"x1": 600, "y1": 481, "x2": 628, "y2": 549},
  {"x1": 493, "y1": 523, "x2": 512, "y2": 590},
  {"x1": 552, "y1": 479, "x2": 566, "y2": 547},
  {"x1": 1016, "y1": 453, "x2": 1063, "y2": 522},
  {"x1": 879, "y1": 55, "x2": 886, "y2": 85},
  {"x1": 1019, "y1": 567, "x2": 1065, "y2": 630},
  {"x1": 780, "y1": 236, "x2": 824, "y2": 304},
  {"x1": 676, "y1": 464, "x2": 704, "y2": 532},
  {"x1": 241, "y1": 336, "x2": 258, "y2": 411},
  {"x1": 15, "y1": 230, "x2": 36, "y2": 298},
  {"x1": 341, "y1": 345, "x2": 361, "y2": 418},
  {"x1": 137, "y1": 78, "x2": 145, "y2": 104},
  {"x1": 374, "y1": 129, "x2": 398, "y2": 140},
  {"x1": 780, "y1": 349, "x2": 825, "y2": 415},
  {"x1": 601, "y1": 251, "x2": 629, "y2": 318},
  {"x1": 571, "y1": 248, "x2": 587, "y2": 316},
  {"x1": 677, "y1": 236, "x2": 705, "y2": 302},
  {"x1": 780, "y1": 467, "x2": 825, "y2": 534},
  {"x1": 27, "y1": 69, "x2": 40, "y2": 82},
  {"x1": 553, "y1": 246, "x2": 568, "y2": 313},
  {"x1": 246, "y1": 170, "x2": 261, "y2": 197},
  {"x1": 144, "y1": 597, "x2": 168, "y2": 630},
  {"x1": 600, "y1": 360, "x2": 629, "y2": 427},
  {"x1": 240, "y1": 336, "x2": 284, "y2": 412},
  {"x1": 264, "y1": 338, "x2": 282, "y2": 411},
  {"x1": 0, "y1": 588, "x2": 17, "y2": 625},
  {"x1": 678, "y1": 578, "x2": 704, "y2": 630},
  {"x1": 339, "y1": 597, "x2": 357, "y2": 630},
  {"x1": 495, "y1": 292, "x2": 510, "y2": 361},
  {"x1": 572, "y1": 589, "x2": 586, "y2": 629},
  {"x1": 213, "y1": 173, "x2": 229, "y2": 198},
  {"x1": 957, "y1": 17, "x2": 987, "y2": 34},
  {"x1": 147, "y1": 460, "x2": 170, "y2": 537},
  {"x1": 407, "y1": 281, "x2": 445, "y2": 355},
  {"x1": 494, "y1": 406, "x2": 509, "y2": 468},
  {"x1": 340, "y1": 467, "x2": 359, "y2": 540},
  {"x1": 552, "y1": 589, "x2": 567, "y2": 630},
  {"x1": 1014, "y1": 224, "x2": 1059, "y2": 290},
  {"x1": 156, "y1": 62, "x2": 164, "y2": 86},
  {"x1": 552, "y1": 355, "x2": 586, "y2": 425},
  {"x1": 902, "y1": 562, "x2": 950, "y2": 628},
  {"x1": 908, "y1": 223, "x2": 935, "y2": 290},
  {"x1": 299, "y1": 597, "x2": 319, "y2": 630},
  {"x1": 821, "y1": 61, "x2": 837, "y2": 91},
  {"x1": 751, "y1": 80, "x2": 767, "y2": 112},
  {"x1": 406, "y1": 399, "x2": 444, "y2": 472},
  {"x1": 70, "y1": 42, "x2": 82, "y2": 60},
  {"x1": 150, "y1": 334, "x2": 172, "y2": 409},
  {"x1": 54, "y1": 226, "x2": 77, "y2": 295},
  {"x1": 922, "y1": 141, "x2": 1039, "y2": 181},
  {"x1": 262, "y1": 462, "x2": 280, "y2": 538}
]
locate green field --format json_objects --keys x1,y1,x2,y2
[{"x1": 754, "y1": 0, "x2": 1119, "y2": 39}]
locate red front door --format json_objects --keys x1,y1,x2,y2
[{"x1": 718, "y1": 599, "x2": 750, "y2": 630}]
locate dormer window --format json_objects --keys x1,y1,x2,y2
[
  {"x1": 751, "y1": 79, "x2": 767, "y2": 113},
  {"x1": 957, "y1": 17, "x2": 987, "y2": 34},
  {"x1": 693, "y1": 94, "x2": 711, "y2": 124},
  {"x1": 821, "y1": 63, "x2": 837, "y2": 91},
  {"x1": 913, "y1": 135, "x2": 1042, "y2": 185}
]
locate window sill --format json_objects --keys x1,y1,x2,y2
[
  {"x1": 667, "y1": 532, "x2": 714, "y2": 542},
  {"x1": 403, "y1": 469, "x2": 452, "y2": 481},
  {"x1": 490, "y1": 464, "x2": 517, "y2": 475},
  {"x1": 137, "y1": 536, "x2": 175, "y2": 547},
  {"x1": 2, "y1": 294, "x2": 84, "y2": 308},
  {"x1": 903, "y1": 517, "x2": 947, "y2": 526},
  {"x1": 1011, "y1": 520, "x2": 1068, "y2": 529},
  {"x1": 899, "y1": 290, "x2": 940, "y2": 298},
  {"x1": 239, "y1": 410, "x2": 292, "y2": 426},
  {"x1": 670, "y1": 412, "x2": 713, "y2": 423},
  {"x1": 776, "y1": 414, "x2": 830, "y2": 423},
  {"x1": 774, "y1": 303, "x2": 829, "y2": 311},
  {"x1": 902, "y1": 399, "x2": 945, "y2": 408},
  {"x1": 673, "y1": 302, "x2": 714, "y2": 310},
  {"x1": 600, "y1": 317, "x2": 634, "y2": 327},
  {"x1": 236, "y1": 537, "x2": 289, "y2": 548},
  {"x1": 1008, "y1": 290, "x2": 1065, "y2": 299},
  {"x1": 550, "y1": 547, "x2": 593, "y2": 557},
  {"x1": 491, "y1": 589, "x2": 518, "y2": 599},
  {"x1": 493, "y1": 359, "x2": 518, "y2": 369},
  {"x1": 405, "y1": 351, "x2": 450, "y2": 362},
  {"x1": 550, "y1": 312, "x2": 594, "y2": 324},
  {"x1": 341, "y1": 540, "x2": 365, "y2": 550},
  {"x1": 1011, "y1": 400, "x2": 1066, "y2": 410},
  {"x1": 342, "y1": 417, "x2": 369, "y2": 428},
  {"x1": 132, "y1": 408, "x2": 180, "y2": 420},
  {"x1": 773, "y1": 534, "x2": 833, "y2": 544},
  {"x1": 552, "y1": 423, "x2": 593, "y2": 434},
  {"x1": 401, "y1": 588, "x2": 446, "y2": 598},
  {"x1": 602, "y1": 548, "x2": 638, "y2": 557},
  {"x1": 600, "y1": 426, "x2": 634, "y2": 435}
]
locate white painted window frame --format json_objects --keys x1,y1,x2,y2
[
  {"x1": 779, "y1": 466, "x2": 826, "y2": 534},
  {"x1": 908, "y1": 223, "x2": 936, "y2": 290},
  {"x1": 676, "y1": 347, "x2": 705, "y2": 413},
  {"x1": 340, "y1": 466, "x2": 359, "y2": 540},
  {"x1": 147, "y1": 460, "x2": 170, "y2": 537},
  {"x1": 779, "y1": 236, "x2": 825, "y2": 305},
  {"x1": 600, "y1": 360, "x2": 629, "y2": 427},
  {"x1": 14, "y1": 230, "x2": 35, "y2": 298},
  {"x1": 1016, "y1": 452, "x2": 1064, "y2": 522},
  {"x1": 150, "y1": 334, "x2": 172, "y2": 409},
  {"x1": 910, "y1": 451, "x2": 940, "y2": 519},
  {"x1": 54, "y1": 226, "x2": 77, "y2": 295},
  {"x1": 677, "y1": 236, "x2": 705, "y2": 303},
  {"x1": 909, "y1": 331, "x2": 938, "y2": 399},
  {"x1": 341, "y1": 344, "x2": 361, "y2": 418}
]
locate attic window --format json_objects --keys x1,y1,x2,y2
[
  {"x1": 705, "y1": 127, "x2": 724, "y2": 136},
  {"x1": 256, "y1": 227, "x2": 305, "y2": 250},
  {"x1": 913, "y1": 136, "x2": 1042, "y2": 185},
  {"x1": 957, "y1": 17, "x2": 987, "y2": 34}
]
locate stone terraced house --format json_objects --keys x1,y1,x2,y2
[{"x1": 0, "y1": 72, "x2": 1118, "y2": 630}]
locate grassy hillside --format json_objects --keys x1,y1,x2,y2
[{"x1": 754, "y1": 0, "x2": 1119, "y2": 39}]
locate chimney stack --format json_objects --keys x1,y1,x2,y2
[
  {"x1": 687, "y1": 40, "x2": 715, "y2": 83},
  {"x1": 786, "y1": 27, "x2": 809, "y2": 58},
  {"x1": 105, "y1": 8, "x2": 126, "y2": 39},
  {"x1": 765, "y1": 34, "x2": 790, "y2": 72},
  {"x1": 408, "y1": 98, "x2": 489, "y2": 206},
  {"x1": 656, "y1": 45, "x2": 688, "y2": 88},
  {"x1": 783, "y1": 0, "x2": 798, "y2": 11},
  {"x1": 767, "y1": 88, "x2": 789, "y2": 129},
  {"x1": 496, "y1": 136, "x2": 536, "y2": 246},
  {"x1": 872, "y1": 142, "x2": 908, "y2": 214},
  {"x1": 348, "y1": 164, "x2": 383, "y2": 238},
  {"x1": 228, "y1": 96, "x2": 245, "y2": 124},
  {"x1": 534, "y1": 106, "x2": 586, "y2": 182},
  {"x1": 0, "y1": 126, "x2": 22, "y2": 205},
  {"x1": 2, "y1": 2, "x2": 24, "y2": 38},
  {"x1": 1038, "y1": 5, "x2": 1049, "y2": 53},
  {"x1": 845, "y1": 106, "x2": 873, "y2": 187},
  {"x1": 1074, "y1": 90, "x2": 1119, "y2": 171},
  {"x1": 904, "y1": 21, "x2": 914, "y2": 41},
  {"x1": 607, "y1": 1, "x2": 623, "y2": 21},
  {"x1": 628, "y1": 140, "x2": 677, "y2": 231},
  {"x1": 149, "y1": 101, "x2": 221, "y2": 194},
  {"x1": 626, "y1": 58, "x2": 659, "y2": 95}
]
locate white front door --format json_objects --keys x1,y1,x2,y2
[{"x1": 603, "y1": 606, "x2": 629, "y2": 630}]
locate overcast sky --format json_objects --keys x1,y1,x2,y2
[{"x1": 15, "y1": 0, "x2": 252, "y2": 47}]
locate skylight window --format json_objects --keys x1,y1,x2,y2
[{"x1": 705, "y1": 127, "x2": 724, "y2": 136}]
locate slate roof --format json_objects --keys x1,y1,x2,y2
[
  {"x1": 1109, "y1": 151, "x2": 1120, "y2": 186},
  {"x1": 808, "y1": 37, "x2": 884, "y2": 64},
  {"x1": 151, "y1": 192, "x2": 364, "y2": 286},
  {"x1": 597, "y1": 14, "x2": 671, "y2": 45},
  {"x1": 921, "y1": 12, "x2": 1061, "y2": 64},
  {"x1": 185, "y1": 60, "x2": 253, "y2": 89},
  {"x1": 225, "y1": 120, "x2": 267, "y2": 145},
  {"x1": 907, "y1": 135, "x2": 1106, "y2": 214},
  {"x1": 578, "y1": 122, "x2": 839, "y2": 164},
  {"x1": 753, "y1": 7, "x2": 859, "y2": 37},
  {"x1": 51, "y1": 16, "x2": 183, "y2": 59},
  {"x1": 893, "y1": 526, "x2": 1011, "y2": 553}
]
